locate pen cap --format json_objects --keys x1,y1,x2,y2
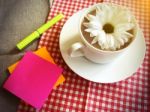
[{"x1": 37, "y1": 14, "x2": 64, "y2": 34}]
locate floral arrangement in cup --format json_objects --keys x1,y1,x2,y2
[{"x1": 83, "y1": 4, "x2": 135, "y2": 50}]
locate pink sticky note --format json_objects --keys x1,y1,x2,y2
[{"x1": 3, "y1": 52, "x2": 62, "y2": 109}]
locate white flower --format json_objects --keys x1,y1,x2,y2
[{"x1": 83, "y1": 4, "x2": 135, "y2": 50}]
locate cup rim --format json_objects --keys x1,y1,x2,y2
[{"x1": 79, "y1": 3, "x2": 138, "y2": 54}]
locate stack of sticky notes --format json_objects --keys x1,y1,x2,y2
[{"x1": 3, "y1": 47, "x2": 65, "y2": 109}]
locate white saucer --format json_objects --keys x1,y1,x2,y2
[{"x1": 59, "y1": 9, "x2": 146, "y2": 83}]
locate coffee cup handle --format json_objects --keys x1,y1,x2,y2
[{"x1": 68, "y1": 42, "x2": 84, "y2": 57}]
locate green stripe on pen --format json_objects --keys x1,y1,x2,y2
[{"x1": 16, "y1": 13, "x2": 64, "y2": 50}]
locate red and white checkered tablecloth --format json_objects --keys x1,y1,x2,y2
[{"x1": 17, "y1": 0, "x2": 150, "y2": 112}]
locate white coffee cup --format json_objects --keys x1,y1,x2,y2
[{"x1": 68, "y1": 3, "x2": 138, "y2": 63}]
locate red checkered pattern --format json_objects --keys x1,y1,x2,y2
[{"x1": 17, "y1": 0, "x2": 150, "y2": 112}]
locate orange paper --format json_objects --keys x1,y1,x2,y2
[{"x1": 8, "y1": 47, "x2": 65, "y2": 88}]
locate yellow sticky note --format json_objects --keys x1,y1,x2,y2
[
  {"x1": 8, "y1": 62, "x2": 19, "y2": 73},
  {"x1": 8, "y1": 47, "x2": 65, "y2": 88}
]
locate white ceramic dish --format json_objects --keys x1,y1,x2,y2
[{"x1": 59, "y1": 9, "x2": 146, "y2": 83}]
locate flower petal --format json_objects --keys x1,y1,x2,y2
[
  {"x1": 97, "y1": 13, "x2": 106, "y2": 24},
  {"x1": 96, "y1": 6, "x2": 101, "y2": 13},
  {"x1": 97, "y1": 30, "x2": 109, "y2": 49},
  {"x1": 91, "y1": 36, "x2": 98, "y2": 44},
  {"x1": 113, "y1": 10, "x2": 132, "y2": 25},
  {"x1": 114, "y1": 39, "x2": 121, "y2": 49},
  {"x1": 123, "y1": 31, "x2": 134, "y2": 37},
  {"x1": 90, "y1": 30, "x2": 99, "y2": 37},
  {"x1": 117, "y1": 38, "x2": 125, "y2": 46},
  {"x1": 116, "y1": 23, "x2": 135, "y2": 31},
  {"x1": 96, "y1": 6, "x2": 106, "y2": 24},
  {"x1": 86, "y1": 14, "x2": 98, "y2": 21},
  {"x1": 84, "y1": 28, "x2": 95, "y2": 32},
  {"x1": 101, "y1": 43, "x2": 108, "y2": 50},
  {"x1": 83, "y1": 21, "x2": 101, "y2": 29},
  {"x1": 97, "y1": 30, "x2": 107, "y2": 44},
  {"x1": 106, "y1": 34, "x2": 115, "y2": 49},
  {"x1": 121, "y1": 34, "x2": 130, "y2": 43}
]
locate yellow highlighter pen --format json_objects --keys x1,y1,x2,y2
[{"x1": 16, "y1": 13, "x2": 64, "y2": 50}]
